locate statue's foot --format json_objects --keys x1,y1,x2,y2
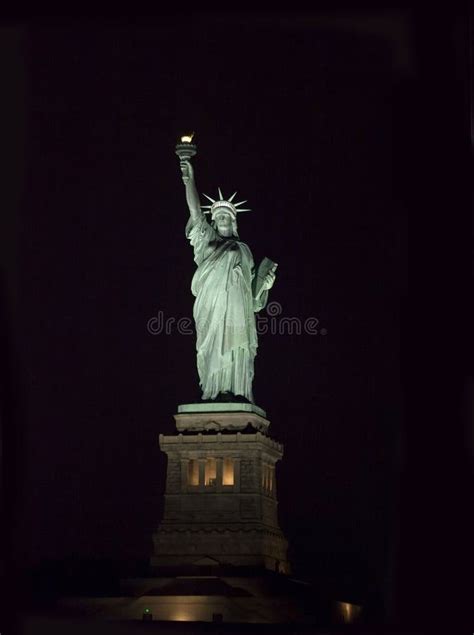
[
  {"x1": 200, "y1": 392, "x2": 252, "y2": 404},
  {"x1": 214, "y1": 391, "x2": 251, "y2": 404}
]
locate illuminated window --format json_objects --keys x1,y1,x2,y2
[
  {"x1": 223, "y1": 458, "x2": 234, "y2": 485},
  {"x1": 262, "y1": 464, "x2": 274, "y2": 493},
  {"x1": 187, "y1": 459, "x2": 199, "y2": 486},
  {"x1": 204, "y1": 458, "x2": 217, "y2": 486}
]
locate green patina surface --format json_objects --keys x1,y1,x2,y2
[{"x1": 178, "y1": 154, "x2": 276, "y2": 404}]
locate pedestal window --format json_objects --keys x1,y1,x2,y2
[
  {"x1": 204, "y1": 457, "x2": 217, "y2": 486},
  {"x1": 185, "y1": 457, "x2": 237, "y2": 489},
  {"x1": 269, "y1": 466, "x2": 275, "y2": 494},
  {"x1": 262, "y1": 463, "x2": 275, "y2": 495},
  {"x1": 187, "y1": 459, "x2": 199, "y2": 486},
  {"x1": 222, "y1": 458, "x2": 234, "y2": 485}
]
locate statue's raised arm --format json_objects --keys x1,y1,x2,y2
[{"x1": 180, "y1": 160, "x2": 202, "y2": 221}]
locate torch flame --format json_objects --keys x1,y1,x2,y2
[{"x1": 180, "y1": 132, "x2": 194, "y2": 143}]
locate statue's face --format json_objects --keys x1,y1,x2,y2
[{"x1": 215, "y1": 211, "x2": 233, "y2": 237}]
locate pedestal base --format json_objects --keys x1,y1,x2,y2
[
  {"x1": 152, "y1": 410, "x2": 290, "y2": 574},
  {"x1": 151, "y1": 522, "x2": 289, "y2": 573}
]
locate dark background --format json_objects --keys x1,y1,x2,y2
[{"x1": 1, "y1": 8, "x2": 472, "y2": 629}]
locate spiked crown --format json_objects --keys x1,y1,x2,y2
[{"x1": 201, "y1": 188, "x2": 251, "y2": 220}]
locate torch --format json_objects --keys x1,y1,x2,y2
[{"x1": 175, "y1": 132, "x2": 197, "y2": 161}]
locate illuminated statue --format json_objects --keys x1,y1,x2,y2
[{"x1": 178, "y1": 150, "x2": 276, "y2": 404}]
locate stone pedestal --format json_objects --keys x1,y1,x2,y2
[{"x1": 151, "y1": 403, "x2": 289, "y2": 573}]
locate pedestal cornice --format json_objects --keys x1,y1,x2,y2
[
  {"x1": 178, "y1": 402, "x2": 266, "y2": 417},
  {"x1": 174, "y1": 406, "x2": 269, "y2": 433}
]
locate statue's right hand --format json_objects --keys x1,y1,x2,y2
[{"x1": 180, "y1": 159, "x2": 194, "y2": 184}]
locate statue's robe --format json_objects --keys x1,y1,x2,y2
[{"x1": 186, "y1": 214, "x2": 267, "y2": 402}]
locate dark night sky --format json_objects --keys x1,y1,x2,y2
[{"x1": 1, "y1": 9, "x2": 473, "y2": 627}]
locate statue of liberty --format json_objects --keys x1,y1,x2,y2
[{"x1": 179, "y1": 157, "x2": 276, "y2": 404}]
